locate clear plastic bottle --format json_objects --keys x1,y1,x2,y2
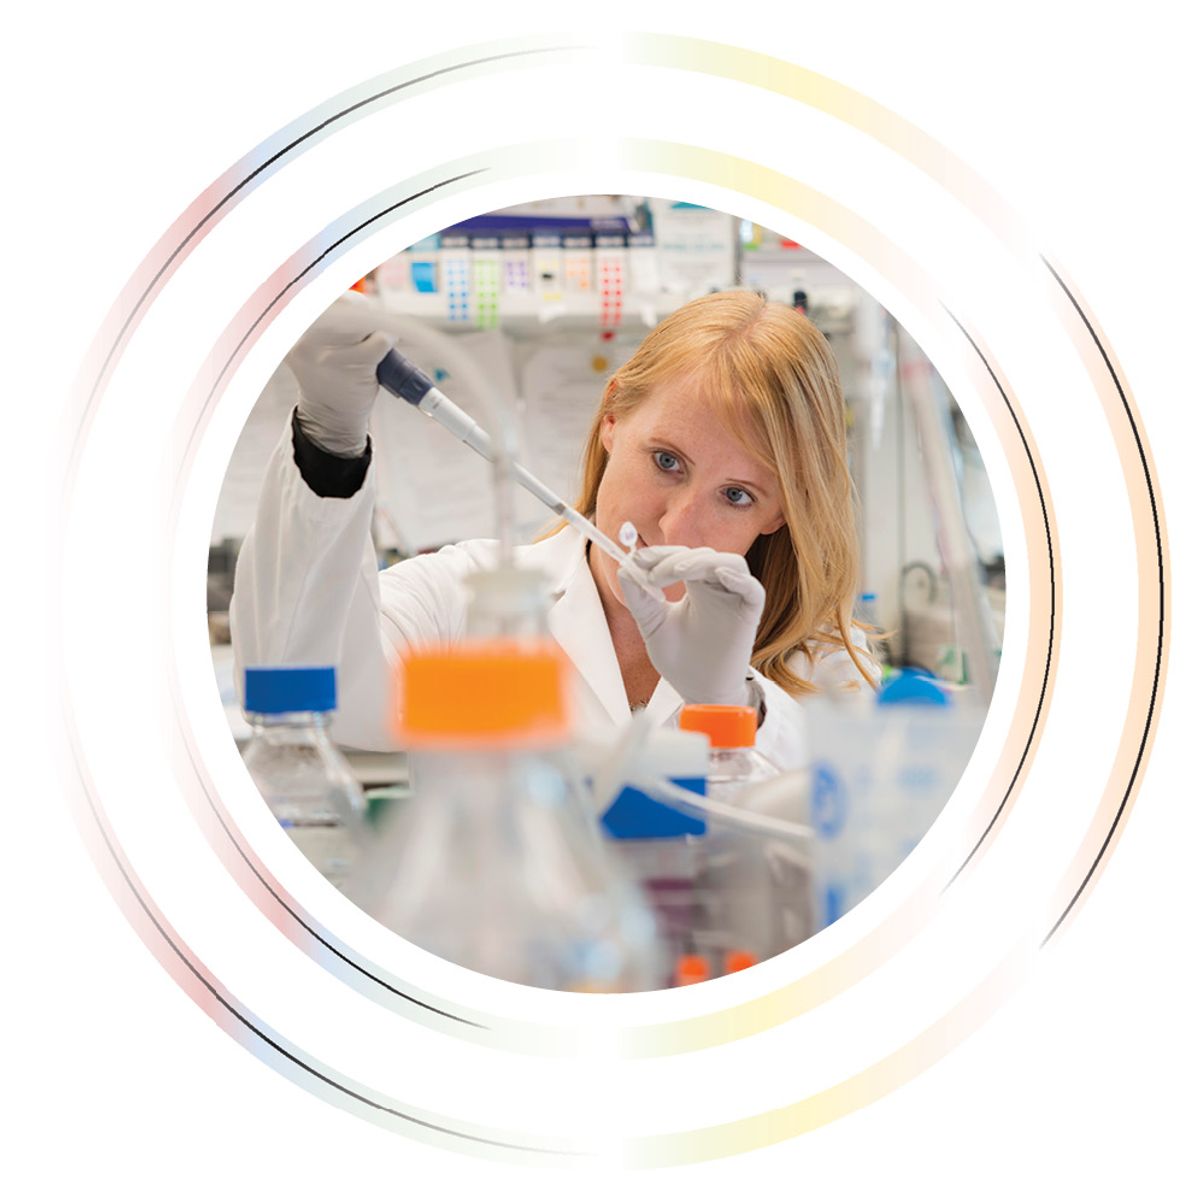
[
  {"x1": 241, "y1": 665, "x2": 366, "y2": 890},
  {"x1": 682, "y1": 705, "x2": 780, "y2": 796},
  {"x1": 680, "y1": 704, "x2": 814, "y2": 969},
  {"x1": 347, "y1": 567, "x2": 662, "y2": 992}
]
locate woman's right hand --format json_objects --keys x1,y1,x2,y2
[
  {"x1": 286, "y1": 294, "x2": 396, "y2": 457},
  {"x1": 616, "y1": 544, "x2": 766, "y2": 707}
]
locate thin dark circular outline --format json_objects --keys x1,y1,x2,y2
[
  {"x1": 941, "y1": 307, "x2": 1056, "y2": 888},
  {"x1": 1038, "y1": 260, "x2": 1165, "y2": 946},
  {"x1": 56, "y1": 37, "x2": 1164, "y2": 1150},
  {"x1": 176, "y1": 146, "x2": 1057, "y2": 1024}
]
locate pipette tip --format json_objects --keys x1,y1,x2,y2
[{"x1": 563, "y1": 509, "x2": 656, "y2": 589}]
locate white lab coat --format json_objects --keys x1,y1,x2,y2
[{"x1": 230, "y1": 421, "x2": 876, "y2": 771}]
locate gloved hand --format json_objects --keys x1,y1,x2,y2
[
  {"x1": 286, "y1": 294, "x2": 396, "y2": 457},
  {"x1": 616, "y1": 545, "x2": 765, "y2": 707}
]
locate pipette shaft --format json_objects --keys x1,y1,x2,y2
[
  {"x1": 376, "y1": 348, "x2": 650, "y2": 583},
  {"x1": 560, "y1": 508, "x2": 633, "y2": 567}
]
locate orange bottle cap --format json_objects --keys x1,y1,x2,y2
[
  {"x1": 674, "y1": 954, "x2": 711, "y2": 986},
  {"x1": 395, "y1": 639, "x2": 570, "y2": 748},
  {"x1": 724, "y1": 950, "x2": 757, "y2": 974},
  {"x1": 679, "y1": 704, "x2": 757, "y2": 748}
]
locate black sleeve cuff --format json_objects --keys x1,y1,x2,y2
[{"x1": 290, "y1": 408, "x2": 372, "y2": 498}]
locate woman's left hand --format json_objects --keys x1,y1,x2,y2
[{"x1": 616, "y1": 545, "x2": 765, "y2": 707}]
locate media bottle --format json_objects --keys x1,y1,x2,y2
[
  {"x1": 241, "y1": 665, "x2": 366, "y2": 890},
  {"x1": 348, "y1": 567, "x2": 662, "y2": 992}
]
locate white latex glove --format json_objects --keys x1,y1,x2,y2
[
  {"x1": 616, "y1": 545, "x2": 766, "y2": 707},
  {"x1": 286, "y1": 294, "x2": 396, "y2": 456}
]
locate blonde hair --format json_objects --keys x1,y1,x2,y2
[{"x1": 561, "y1": 290, "x2": 877, "y2": 696}]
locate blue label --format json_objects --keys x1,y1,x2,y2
[
  {"x1": 823, "y1": 882, "x2": 845, "y2": 927},
  {"x1": 811, "y1": 762, "x2": 847, "y2": 839},
  {"x1": 601, "y1": 778, "x2": 706, "y2": 839},
  {"x1": 411, "y1": 260, "x2": 438, "y2": 293}
]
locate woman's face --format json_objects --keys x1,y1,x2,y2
[{"x1": 591, "y1": 375, "x2": 787, "y2": 607}]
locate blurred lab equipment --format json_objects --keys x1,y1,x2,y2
[
  {"x1": 586, "y1": 706, "x2": 816, "y2": 983},
  {"x1": 346, "y1": 566, "x2": 662, "y2": 992},
  {"x1": 593, "y1": 724, "x2": 710, "y2": 986},
  {"x1": 806, "y1": 670, "x2": 982, "y2": 925},
  {"x1": 896, "y1": 329, "x2": 1000, "y2": 703},
  {"x1": 680, "y1": 704, "x2": 814, "y2": 969},
  {"x1": 241, "y1": 666, "x2": 367, "y2": 890}
]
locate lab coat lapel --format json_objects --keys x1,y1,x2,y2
[
  {"x1": 644, "y1": 676, "x2": 684, "y2": 726},
  {"x1": 545, "y1": 539, "x2": 633, "y2": 728}
]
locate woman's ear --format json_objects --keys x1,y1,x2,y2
[{"x1": 600, "y1": 410, "x2": 617, "y2": 454}]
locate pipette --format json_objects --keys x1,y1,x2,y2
[{"x1": 376, "y1": 348, "x2": 655, "y2": 587}]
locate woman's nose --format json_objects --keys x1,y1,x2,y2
[{"x1": 656, "y1": 490, "x2": 706, "y2": 545}]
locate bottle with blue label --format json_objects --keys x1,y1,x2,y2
[
  {"x1": 241, "y1": 665, "x2": 366, "y2": 890},
  {"x1": 807, "y1": 669, "x2": 981, "y2": 927}
]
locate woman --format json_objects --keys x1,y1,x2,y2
[{"x1": 230, "y1": 290, "x2": 879, "y2": 770}]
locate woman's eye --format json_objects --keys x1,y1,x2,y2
[
  {"x1": 653, "y1": 450, "x2": 680, "y2": 472},
  {"x1": 724, "y1": 487, "x2": 754, "y2": 507}
]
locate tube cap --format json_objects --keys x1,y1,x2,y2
[
  {"x1": 876, "y1": 668, "x2": 952, "y2": 707},
  {"x1": 724, "y1": 950, "x2": 758, "y2": 974},
  {"x1": 674, "y1": 954, "x2": 711, "y2": 986},
  {"x1": 396, "y1": 639, "x2": 569, "y2": 747},
  {"x1": 244, "y1": 665, "x2": 336, "y2": 714},
  {"x1": 678, "y1": 704, "x2": 758, "y2": 749}
]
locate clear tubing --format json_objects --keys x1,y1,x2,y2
[{"x1": 583, "y1": 712, "x2": 812, "y2": 842}]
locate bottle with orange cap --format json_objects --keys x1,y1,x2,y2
[
  {"x1": 680, "y1": 704, "x2": 814, "y2": 968},
  {"x1": 678, "y1": 705, "x2": 775, "y2": 791},
  {"x1": 345, "y1": 566, "x2": 662, "y2": 992}
]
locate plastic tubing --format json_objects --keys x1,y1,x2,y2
[{"x1": 632, "y1": 773, "x2": 815, "y2": 844}]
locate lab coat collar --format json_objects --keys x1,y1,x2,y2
[
  {"x1": 644, "y1": 674, "x2": 685, "y2": 726},
  {"x1": 533, "y1": 527, "x2": 684, "y2": 729}
]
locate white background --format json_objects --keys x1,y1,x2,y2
[{"x1": 5, "y1": 2, "x2": 1198, "y2": 1194}]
